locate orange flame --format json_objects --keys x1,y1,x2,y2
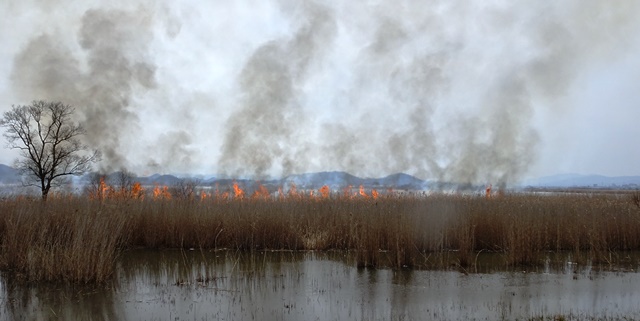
[
  {"x1": 131, "y1": 182, "x2": 144, "y2": 199},
  {"x1": 89, "y1": 176, "x2": 112, "y2": 200},
  {"x1": 153, "y1": 185, "x2": 161, "y2": 199},
  {"x1": 252, "y1": 184, "x2": 270, "y2": 199},
  {"x1": 485, "y1": 184, "x2": 492, "y2": 199},
  {"x1": 89, "y1": 176, "x2": 146, "y2": 200},
  {"x1": 319, "y1": 185, "x2": 330, "y2": 198},
  {"x1": 288, "y1": 183, "x2": 299, "y2": 198},
  {"x1": 162, "y1": 186, "x2": 172, "y2": 199},
  {"x1": 233, "y1": 182, "x2": 245, "y2": 199},
  {"x1": 359, "y1": 185, "x2": 369, "y2": 198},
  {"x1": 100, "y1": 177, "x2": 109, "y2": 198},
  {"x1": 153, "y1": 185, "x2": 172, "y2": 200},
  {"x1": 371, "y1": 189, "x2": 379, "y2": 199}
]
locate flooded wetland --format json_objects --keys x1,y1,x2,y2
[
  {"x1": 2, "y1": 250, "x2": 640, "y2": 320},
  {"x1": 3, "y1": 0, "x2": 640, "y2": 319},
  {"x1": 2, "y1": 191, "x2": 640, "y2": 320}
]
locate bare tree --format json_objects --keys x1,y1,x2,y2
[
  {"x1": 170, "y1": 178, "x2": 199, "y2": 201},
  {"x1": 84, "y1": 169, "x2": 144, "y2": 200},
  {"x1": 111, "y1": 168, "x2": 144, "y2": 199},
  {"x1": 85, "y1": 172, "x2": 109, "y2": 200},
  {"x1": 112, "y1": 168, "x2": 135, "y2": 195},
  {"x1": 0, "y1": 100, "x2": 100, "y2": 200}
]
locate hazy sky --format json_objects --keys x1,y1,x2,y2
[{"x1": 1, "y1": 0, "x2": 640, "y2": 184}]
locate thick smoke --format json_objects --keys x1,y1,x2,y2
[
  {"x1": 218, "y1": 2, "x2": 336, "y2": 179},
  {"x1": 218, "y1": 1, "x2": 640, "y2": 185},
  {"x1": 5, "y1": 1, "x2": 640, "y2": 183},
  {"x1": 11, "y1": 7, "x2": 160, "y2": 172}
]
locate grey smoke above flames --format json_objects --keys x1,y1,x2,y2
[
  {"x1": 4, "y1": 1, "x2": 640, "y2": 184},
  {"x1": 11, "y1": 8, "x2": 158, "y2": 171}
]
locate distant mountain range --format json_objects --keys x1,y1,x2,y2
[
  {"x1": 1, "y1": 164, "x2": 639, "y2": 190},
  {"x1": 522, "y1": 173, "x2": 640, "y2": 188},
  {"x1": 0, "y1": 164, "x2": 20, "y2": 184},
  {"x1": 75, "y1": 170, "x2": 430, "y2": 194},
  {"x1": 0, "y1": 165, "x2": 428, "y2": 191}
]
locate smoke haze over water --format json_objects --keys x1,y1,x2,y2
[{"x1": 1, "y1": 1, "x2": 640, "y2": 184}]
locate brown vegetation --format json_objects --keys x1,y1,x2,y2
[
  {"x1": 0, "y1": 197, "x2": 128, "y2": 283},
  {"x1": 1, "y1": 189, "x2": 639, "y2": 283}
]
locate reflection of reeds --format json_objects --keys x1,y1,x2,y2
[{"x1": 1, "y1": 192, "x2": 639, "y2": 283}]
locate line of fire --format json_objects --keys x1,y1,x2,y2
[{"x1": 78, "y1": 175, "x2": 501, "y2": 202}]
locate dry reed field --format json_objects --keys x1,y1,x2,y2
[{"x1": 1, "y1": 188, "x2": 639, "y2": 283}]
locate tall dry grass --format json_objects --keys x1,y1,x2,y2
[
  {"x1": 1, "y1": 191, "x2": 639, "y2": 283},
  {"x1": 0, "y1": 197, "x2": 129, "y2": 283}
]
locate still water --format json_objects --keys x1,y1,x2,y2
[{"x1": 1, "y1": 250, "x2": 640, "y2": 320}]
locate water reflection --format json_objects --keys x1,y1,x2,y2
[
  {"x1": 1, "y1": 250, "x2": 640, "y2": 320},
  {"x1": 0, "y1": 277, "x2": 120, "y2": 321}
]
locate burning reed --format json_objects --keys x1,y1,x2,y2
[{"x1": 1, "y1": 188, "x2": 639, "y2": 283}]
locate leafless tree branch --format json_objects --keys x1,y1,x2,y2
[{"x1": 0, "y1": 100, "x2": 100, "y2": 200}]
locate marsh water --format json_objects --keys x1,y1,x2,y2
[{"x1": 2, "y1": 250, "x2": 640, "y2": 320}]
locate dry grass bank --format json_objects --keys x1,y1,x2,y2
[{"x1": 1, "y1": 192, "x2": 639, "y2": 283}]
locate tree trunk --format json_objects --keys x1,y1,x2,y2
[{"x1": 41, "y1": 180, "x2": 51, "y2": 201}]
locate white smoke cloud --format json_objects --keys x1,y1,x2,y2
[{"x1": 1, "y1": 0, "x2": 639, "y2": 182}]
